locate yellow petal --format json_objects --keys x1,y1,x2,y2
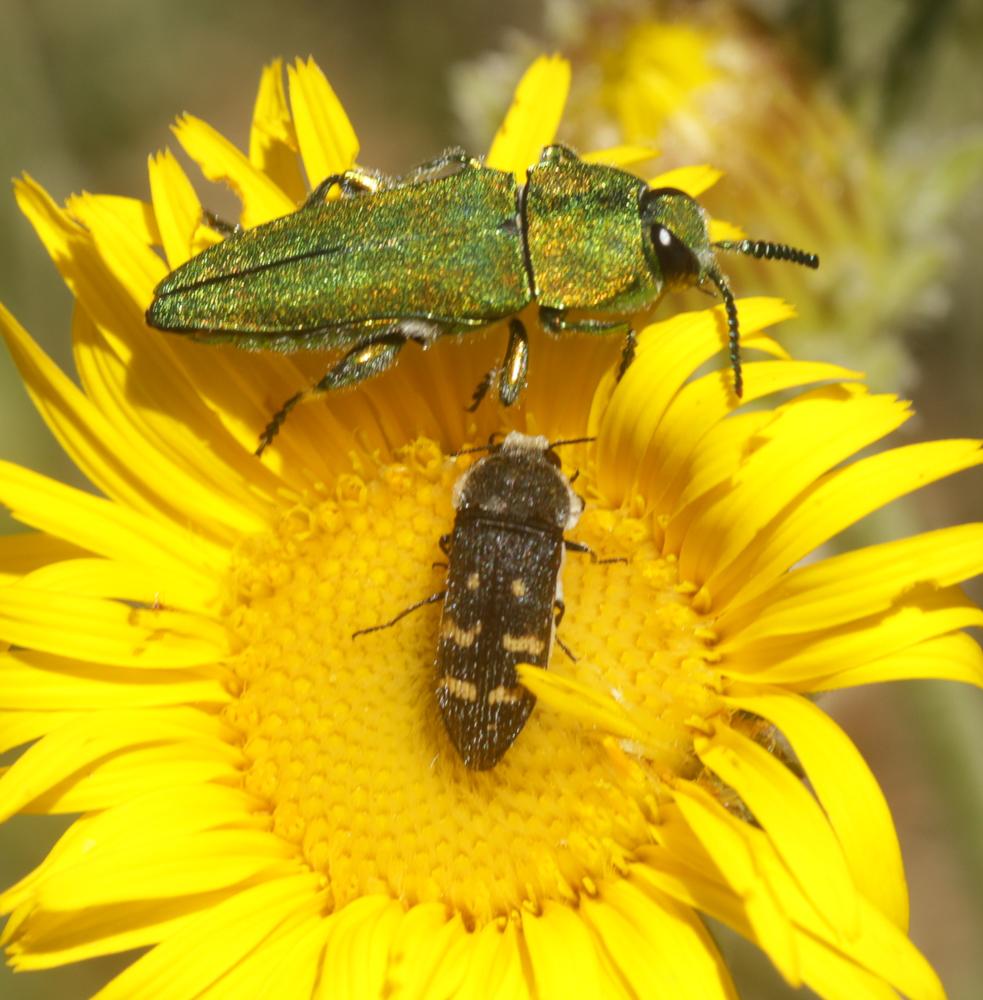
[
  {"x1": 808, "y1": 631, "x2": 983, "y2": 691},
  {"x1": 67, "y1": 193, "x2": 161, "y2": 248},
  {"x1": 754, "y1": 841, "x2": 944, "y2": 1000},
  {"x1": 0, "y1": 584, "x2": 229, "y2": 668},
  {"x1": 0, "y1": 709, "x2": 238, "y2": 824},
  {"x1": 721, "y1": 523, "x2": 983, "y2": 641},
  {"x1": 92, "y1": 873, "x2": 321, "y2": 1000},
  {"x1": 581, "y1": 879, "x2": 737, "y2": 999},
  {"x1": 36, "y1": 829, "x2": 293, "y2": 912},
  {"x1": 714, "y1": 438, "x2": 983, "y2": 611},
  {"x1": 0, "y1": 649, "x2": 228, "y2": 712},
  {"x1": 36, "y1": 746, "x2": 241, "y2": 815},
  {"x1": 647, "y1": 164, "x2": 723, "y2": 196},
  {"x1": 69, "y1": 309, "x2": 282, "y2": 534},
  {"x1": 249, "y1": 59, "x2": 307, "y2": 204},
  {"x1": 0, "y1": 711, "x2": 81, "y2": 755},
  {"x1": 668, "y1": 783, "x2": 800, "y2": 985},
  {"x1": 708, "y1": 219, "x2": 746, "y2": 243},
  {"x1": 4, "y1": 896, "x2": 229, "y2": 971},
  {"x1": 0, "y1": 459, "x2": 225, "y2": 602},
  {"x1": 456, "y1": 919, "x2": 527, "y2": 999},
  {"x1": 664, "y1": 410, "x2": 771, "y2": 548},
  {"x1": 319, "y1": 896, "x2": 402, "y2": 1000},
  {"x1": 68, "y1": 190, "x2": 164, "y2": 309},
  {"x1": 635, "y1": 361, "x2": 861, "y2": 516},
  {"x1": 148, "y1": 149, "x2": 204, "y2": 268},
  {"x1": 0, "y1": 530, "x2": 86, "y2": 586},
  {"x1": 487, "y1": 55, "x2": 570, "y2": 177},
  {"x1": 173, "y1": 114, "x2": 295, "y2": 227},
  {"x1": 0, "y1": 302, "x2": 262, "y2": 546},
  {"x1": 696, "y1": 724, "x2": 860, "y2": 940},
  {"x1": 596, "y1": 297, "x2": 796, "y2": 501},
  {"x1": 680, "y1": 387, "x2": 911, "y2": 587},
  {"x1": 723, "y1": 587, "x2": 983, "y2": 685},
  {"x1": 524, "y1": 902, "x2": 606, "y2": 997},
  {"x1": 723, "y1": 687, "x2": 907, "y2": 928},
  {"x1": 14, "y1": 176, "x2": 155, "y2": 348},
  {"x1": 286, "y1": 57, "x2": 359, "y2": 191},
  {"x1": 8, "y1": 785, "x2": 265, "y2": 910},
  {"x1": 516, "y1": 662, "x2": 647, "y2": 742},
  {"x1": 385, "y1": 907, "x2": 469, "y2": 1000}
]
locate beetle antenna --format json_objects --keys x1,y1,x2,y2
[
  {"x1": 708, "y1": 270, "x2": 743, "y2": 399},
  {"x1": 548, "y1": 436, "x2": 596, "y2": 449},
  {"x1": 453, "y1": 435, "x2": 595, "y2": 458},
  {"x1": 714, "y1": 239, "x2": 819, "y2": 270}
]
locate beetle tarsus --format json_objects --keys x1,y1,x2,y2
[
  {"x1": 617, "y1": 327, "x2": 637, "y2": 381},
  {"x1": 256, "y1": 390, "x2": 304, "y2": 456},
  {"x1": 467, "y1": 369, "x2": 496, "y2": 412},
  {"x1": 352, "y1": 590, "x2": 445, "y2": 639},
  {"x1": 202, "y1": 210, "x2": 241, "y2": 238}
]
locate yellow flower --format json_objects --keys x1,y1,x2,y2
[{"x1": 1, "y1": 54, "x2": 981, "y2": 999}]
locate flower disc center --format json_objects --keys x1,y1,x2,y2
[{"x1": 227, "y1": 439, "x2": 722, "y2": 924}]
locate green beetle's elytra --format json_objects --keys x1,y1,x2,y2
[{"x1": 145, "y1": 144, "x2": 819, "y2": 454}]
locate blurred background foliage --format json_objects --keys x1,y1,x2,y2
[{"x1": 0, "y1": 0, "x2": 981, "y2": 996}]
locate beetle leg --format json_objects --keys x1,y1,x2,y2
[
  {"x1": 401, "y1": 147, "x2": 480, "y2": 184},
  {"x1": 537, "y1": 144, "x2": 580, "y2": 166},
  {"x1": 553, "y1": 601, "x2": 577, "y2": 662},
  {"x1": 352, "y1": 590, "x2": 445, "y2": 639},
  {"x1": 617, "y1": 327, "x2": 638, "y2": 381},
  {"x1": 467, "y1": 370, "x2": 495, "y2": 413},
  {"x1": 539, "y1": 307, "x2": 630, "y2": 339},
  {"x1": 497, "y1": 319, "x2": 529, "y2": 406},
  {"x1": 201, "y1": 209, "x2": 241, "y2": 238},
  {"x1": 256, "y1": 330, "x2": 405, "y2": 455},
  {"x1": 564, "y1": 539, "x2": 627, "y2": 565},
  {"x1": 467, "y1": 318, "x2": 529, "y2": 412},
  {"x1": 304, "y1": 168, "x2": 383, "y2": 208},
  {"x1": 540, "y1": 308, "x2": 637, "y2": 380}
]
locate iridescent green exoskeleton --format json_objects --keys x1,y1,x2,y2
[{"x1": 146, "y1": 145, "x2": 818, "y2": 453}]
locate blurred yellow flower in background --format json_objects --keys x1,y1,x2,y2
[
  {"x1": 0, "y1": 52, "x2": 981, "y2": 999},
  {"x1": 454, "y1": 0, "x2": 983, "y2": 395}
]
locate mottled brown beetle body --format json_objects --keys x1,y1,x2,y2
[{"x1": 437, "y1": 432, "x2": 582, "y2": 769}]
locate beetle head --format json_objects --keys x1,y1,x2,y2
[{"x1": 641, "y1": 187, "x2": 819, "y2": 398}]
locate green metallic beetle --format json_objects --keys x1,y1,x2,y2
[{"x1": 146, "y1": 145, "x2": 818, "y2": 454}]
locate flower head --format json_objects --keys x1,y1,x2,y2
[{"x1": 1, "y1": 55, "x2": 981, "y2": 999}]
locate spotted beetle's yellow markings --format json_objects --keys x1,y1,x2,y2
[
  {"x1": 488, "y1": 684, "x2": 525, "y2": 705},
  {"x1": 511, "y1": 578, "x2": 527, "y2": 597},
  {"x1": 441, "y1": 617, "x2": 482, "y2": 647},
  {"x1": 438, "y1": 675, "x2": 479, "y2": 702},
  {"x1": 502, "y1": 633, "x2": 546, "y2": 655},
  {"x1": 466, "y1": 572, "x2": 481, "y2": 591}
]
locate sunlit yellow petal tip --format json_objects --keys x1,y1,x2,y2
[
  {"x1": 487, "y1": 54, "x2": 571, "y2": 176},
  {"x1": 286, "y1": 56, "x2": 359, "y2": 189},
  {"x1": 249, "y1": 60, "x2": 307, "y2": 205},
  {"x1": 649, "y1": 164, "x2": 723, "y2": 196},
  {"x1": 172, "y1": 114, "x2": 295, "y2": 227},
  {"x1": 709, "y1": 218, "x2": 747, "y2": 243},
  {"x1": 148, "y1": 149, "x2": 207, "y2": 268},
  {"x1": 1, "y1": 52, "x2": 977, "y2": 1000}
]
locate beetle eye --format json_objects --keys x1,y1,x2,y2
[
  {"x1": 544, "y1": 449, "x2": 562, "y2": 469},
  {"x1": 651, "y1": 224, "x2": 700, "y2": 284}
]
